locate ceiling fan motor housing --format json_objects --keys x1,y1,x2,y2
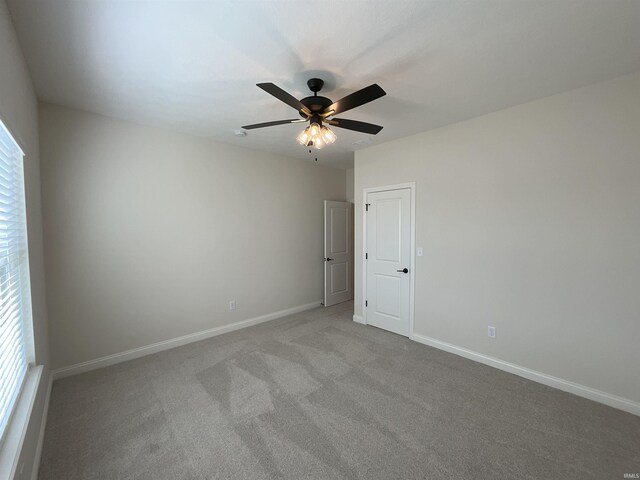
[
  {"x1": 299, "y1": 78, "x2": 332, "y2": 120},
  {"x1": 299, "y1": 96, "x2": 332, "y2": 119}
]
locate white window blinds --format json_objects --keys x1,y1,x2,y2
[{"x1": 0, "y1": 121, "x2": 30, "y2": 445}]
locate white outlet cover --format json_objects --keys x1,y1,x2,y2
[
  {"x1": 229, "y1": 300, "x2": 236, "y2": 310},
  {"x1": 488, "y1": 326, "x2": 496, "y2": 338},
  {"x1": 417, "y1": 247, "x2": 423, "y2": 257}
]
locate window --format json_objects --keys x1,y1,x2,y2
[{"x1": 0, "y1": 120, "x2": 32, "y2": 446}]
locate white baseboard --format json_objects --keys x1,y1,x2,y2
[
  {"x1": 352, "y1": 314, "x2": 365, "y2": 324},
  {"x1": 411, "y1": 333, "x2": 640, "y2": 417},
  {"x1": 30, "y1": 374, "x2": 52, "y2": 480},
  {"x1": 52, "y1": 301, "x2": 321, "y2": 380}
]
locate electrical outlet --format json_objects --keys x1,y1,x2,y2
[
  {"x1": 488, "y1": 326, "x2": 496, "y2": 338},
  {"x1": 229, "y1": 300, "x2": 236, "y2": 311},
  {"x1": 417, "y1": 247, "x2": 423, "y2": 257}
]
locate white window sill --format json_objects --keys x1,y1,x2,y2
[{"x1": 0, "y1": 365, "x2": 43, "y2": 480}]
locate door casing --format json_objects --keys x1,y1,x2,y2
[{"x1": 362, "y1": 183, "x2": 416, "y2": 337}]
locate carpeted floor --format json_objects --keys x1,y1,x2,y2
[{"x1": 40, "y1": 301, "x2": 640, "y2": 479}]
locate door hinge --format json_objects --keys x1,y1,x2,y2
[
  {"x1": 365, "y1": 253, "x2": 368, "y2": 260},
  {"x1": 365, "y1": 203, "x2": 370, "y2": 211},
  {"x1": 365, "y1": 300, "x2": 368, "y2": 307}
]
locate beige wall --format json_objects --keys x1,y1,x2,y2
[
  {"x1": 0, "y1": 2, "x2": 50, "y2": 478},
  {"x1": 355, "y1": 72, "x2": 640, "y2": 405},
  {"x1": 39, "y1": 104, "x2": 346, "y2": 370},
  {"x1": 345, "y1": 168, "x2": 355, "y2": 298},
  {"x1": 345, "y1": 168, "x2": 354, "y2": 203}
]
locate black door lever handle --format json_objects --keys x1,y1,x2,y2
[
  {"x1": 397, "y1": 268, "x2": 409, "y2": 273},
  {"x1": 326, "y1": 258, "x2": 334, "y2": 261}
]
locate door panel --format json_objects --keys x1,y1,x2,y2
[
  {"x1": 330, "y1": 263, "x2": 348, "y2": 294},
  {"x1": 366, "y1": 188, "x2": 411, "y2": 336},
  {"x1": 324, "y1": 201, "x2": 353, "y2": 306},
  {"x1": 330, "y1": 207, "x2": 348, "y2": 254},
  {"x1": 375, "y1": 198, "x2": 402, "y2": 262},
  {"x1": 374, "y1": 274, "x2": 401, "y2": 317}
]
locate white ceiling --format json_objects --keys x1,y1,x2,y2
[{"x1": 7, "y1": 0, "x2": 640, "y2": 169}]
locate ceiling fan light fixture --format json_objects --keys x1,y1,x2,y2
[
  {"x1": 321, "y1": 126, "x2": 337, "y2": 145},
  {"x1": 308, "y1": 122, "x2": 321, "y2": 137},
  {"x1": 297, "y1": 127, "x2": 311, "y2": 146},
  {"x1": 297, "y1": 123, "x2": 335, "y2": 150}
]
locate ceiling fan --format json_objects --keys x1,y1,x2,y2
[{"x1": 242, "y1": 78, "x2": 386, "y2": 149}]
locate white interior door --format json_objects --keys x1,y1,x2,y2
[
  {"x1": 324, "y1": 201, "x2": 352, "y2": 307},
  {"x1": 366, "y1": 188, "x2": 411, "y2": 336}
]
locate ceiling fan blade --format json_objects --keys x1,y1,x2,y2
[
  {"x1": 329, "y1": 118, "x2": 383, "y2": 135},
  {"x1": 241, "y1": 119, "x2": 303, "y2": 130},
  {"x1": 327, "y1": 84, "x2": 386, "y2": 115},
  {"x1": 257, "y1": 83, "x2": 312, "y2": 116}
]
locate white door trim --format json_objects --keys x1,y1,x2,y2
[{"x1": 362, "y1": 182, "x2": 416, "y2": 337}]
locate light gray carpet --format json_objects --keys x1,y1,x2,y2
[{"x1": 40, "y1": 301, "x2": 640, "y2": 479}]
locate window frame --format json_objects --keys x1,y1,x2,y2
[{"x1": 0, "y1": 116, "x2": 38, "y2": 467}]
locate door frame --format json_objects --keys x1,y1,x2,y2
[{"x1": 361, "y1": 182, "x2": 416, "y2": 337}]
